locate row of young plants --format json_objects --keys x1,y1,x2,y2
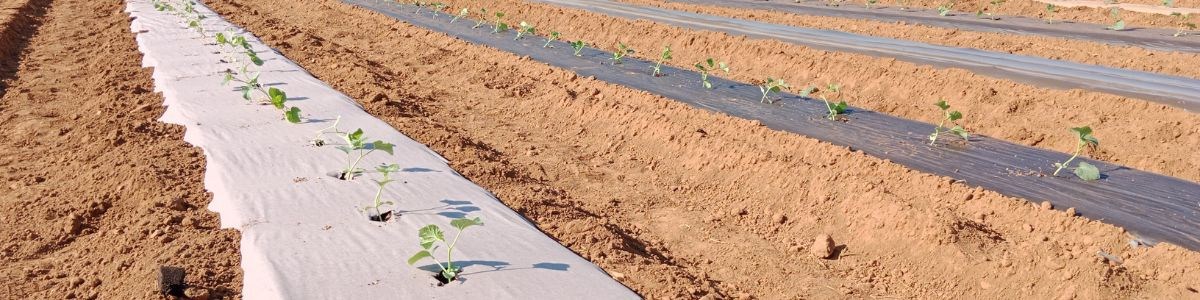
[
  {"x1": 399, "y1": 1, "x2": 1106, "y2": 181},
  {"x1": 149, "y1": 0, "x2": 483, "y2": 285},
  {"x1": 854, "y1": 0, "x2": 1196, "y2": 36}
]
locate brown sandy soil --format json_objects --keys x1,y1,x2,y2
[
  {"x1": 208, "y1": 0, "x2": 1200, "y2": 298},
  {"x1": 806, "y1": 0, "x2": 1198, "y2": 30},
  {"x1": 618, "y1": 0, "x2": 1200, "y2": 80},
  {"x1": 439, "y1": 0, "x2": 1200, "y2": 183},
  {"x1": 0, "y1": 0, "x2": 47, "y2": 90},
  {"x1": 0, "y1": 0, "x2": 241, "y2": 298}
]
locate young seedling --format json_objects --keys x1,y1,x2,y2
[
  {"x1": 570, "y1": 40, "x2": 586, "y2": 56},
  {"x1": 938, "y1": 2, "x2": 953, "y2": 16},
  {"x1": 492, "y1": 12, "x2": 508, "y2": 33},
  {"x1": 336, "y1": 129, "x2": 396, "y2": 180},
  {"x1": 651, "y1": 46, "x2": 672, "y2": 77},
  {"x1": 1106, "y1": 8, "x2": 1126, "y2": 30},
  {"x1": 1045, "y1": 4, "x2": 1057, "y2": 23},
  {"x1": 818, "y1": 83, "x2": 847, "y2": 120},
  {"x1": 897, "y1": 0, "x2": 910, "y2": 10},
  {"x1": 515, "y1": 21, "x2": 535, "y2": 40},
  {"x1": 1172, "y1": 13, "x2": 1196, "y2": 37},
  {"x1": 694, "y1": 58, "x2": 729, "y2": 89},
  {"x1": 866, "y1": 0, "x2": 878, "y2": 9},
  {"x1": 1052, "y1": 126, "x2": 1101, "y2": 181},
  {"x1": 267, "y1": 88, "x2": 304, "y2": 123},
  {"x1": 928, "y1": 100, "x2": 969, "y2": 145},
  {"x1": 758, "y1": 78, "x2": 789, "y2": 104},
  {"x1": 473, "y1": 8, "x2": 488, "y2": 28},
  {"x1": 1164, "y1": 0, "x2": 1174, "y2": 7},
  {"x1": 543, "y1": 31, "x2": 560, "y2": 48},
  {"x1": 408, "y1": 217, "x2": 484, "y2": 284},
  {"x1": 610, "y1": 42, "x2": 633, "y2": 64},
  {"x1": 976, "y1": 0, "x2": 1003, "y2": 20},
  {"x1": 451, "y1": 8, "x2": 468, "y2": 23},
  {"x1": 430, "y1": 2, "x2": 446, "y2": 17},
  {"x1": 311, "y1": 116, "x2": 344, "y2": 146},
  {"x1": 364, "y1": 163, "x2": 400, "y2": 221}
]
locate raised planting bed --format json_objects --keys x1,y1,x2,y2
[
  {"x1": 347, "y1": 0, "x2": 1200, "y2": 250},
  {"x1": 529, "y1": 0, "x2": 1200, "y2": 112},
  {"x1": 123, "y1": 0, "x2": 638, "y2": 298},
  {"x1": 660, "y1": 0, "x2": 1200, "y2": 52}
]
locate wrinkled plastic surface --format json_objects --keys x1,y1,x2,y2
[
  {"x1": 124, "y1": 1, "x2": 639, "y2": 298},
  {"x1": 531, "y1": 0, "x2": 1200, "y2": 112},
  {"x1": 348, "y1": 0, "x2": 1200, "y2": 251},
  {"x1": 671, "y1": 0, "x2": 1200, "y2": 53}
]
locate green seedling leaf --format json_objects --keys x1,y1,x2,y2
[
  {"x1": 346, "y1": 128, "x2": 365, "y2": 149},
  {"x1": 215, "y1": 32, "x2": 228, "y2": 45},
  {"x1": 651, "y1": 45, "x2": 672, "y2": 76},
  {"x1": 451, "y1": 217, "x2": 483, "y2": 230},
  {"x1": 610, "y1": 43, "x2": 632, "y2": 64},
  {"x1": 419, "y1": 224, "x2": 445, "y2": 249},
  {"x1": 451, "y1": 8, "x2": 468, "y2": 23},
  {"x1": 544, "y1": 31, "x2": 560, "y2": 48},
  {"x1": 1075, "y1": 162, "x2": 1101, "y2": 181},
  {"x1": 570, "y1": 40, "x2": 586, "y2": 56},
  {"x1": 935, "y1": 99, "x2": 950, "y2": 110},
  {"x1": 408, "y1": 250, "x2": 434, "y2": 265},
  {"x1": 758, "y1": 78, "x2": 789, "y2": 104},
  {"x1": 948, "y1": 110, "x2": 963, "y2": 121},
  {"x1": 222, "y1": 71, "x2": 234, "y2": 86},
  {"x1": 799, "y1": 86, "x2": 816, "y2": 97},
  {"x1": 371, "y1": 141, "x2": 396, "y2": 155},
  {"x1": 515, "y1": 21, "x2": 534, "y2": 40},
  {"x1": 938, "y1": 4, "x2": 952, "y2": 16},
  {"x1": 929, "y1": 100, "x2": 970, "y2": 145},
  {"x1": 285, "y1": 107, "x2": 302, "y2": 124},
  {"x1": 248, "y1": 52, "x2": 264, "y2": 66},
  {"x1": 268, "y1": 87, "x2": 287, "y2": 109}
]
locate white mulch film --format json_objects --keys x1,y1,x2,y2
[{"x1": 124, "y1": 1, "x2": 640, "y2": 298}]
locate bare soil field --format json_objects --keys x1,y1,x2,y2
[
  {"x1": 197, "y1": 0, "x2": 1200, "y2": 298},
  {"x1": 809, "y1": 0, "x2": 1200, "y2": 29},
  {"x1": 0, "y1": 0, "x2": 241, "y2": 298}
]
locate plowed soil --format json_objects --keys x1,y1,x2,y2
[
  {"x1": 0, "y1": 0, "x2": 241, "y2": 298},
  {"x1": 619, "y1": 0, "x2": 1200, "y2": 80},
  {"x1": 437, "y1": 0, "x2": 1200, "y2": 183},
  {"x1": 204, "y1": 0, "x2": 1200, "y2": 298}
]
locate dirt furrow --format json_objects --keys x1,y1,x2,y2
[
  {"x1": 0, "y1": 0, "x2": 51, "y2": 94},
  {"x1": 209, "y1": 0, "x2": 1200, "y2": 298},
  {"x1": 618, "y1": 0, "x2": 1200, "y2": 80},
  {"x1": 0, "y1": 0, "x2": 241, "y2": 298}
]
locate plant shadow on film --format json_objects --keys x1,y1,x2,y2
[
  {"x1": 415, "y1": 260, "x2": 573, "y2": 278},
  {"x1": 402, "y1": 167, "x2": 441, "y2": 173},
  {"x1": 397, "y1": 199, "x2": 481, "y2": 219}
]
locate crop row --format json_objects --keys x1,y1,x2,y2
[
  {"x1": 148, "y1": 0, "x2": 482, "y2": 286},
  {"x1": 402, "y1": 0, "x2": 1107, "y2": 181}
]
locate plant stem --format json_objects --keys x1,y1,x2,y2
[
  {"x1": 930, "y1": 118, "x2": 946, "y2": 145},
  {"x1": 446, "y1": 229, "x2": 465, "y2": 274},
  {"x1": 1053, "y1": 141, "x2": 1083, "y2": 176}
]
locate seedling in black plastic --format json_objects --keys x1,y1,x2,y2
[
  {"x1": 515, "y1": 21, "x2": 535, "y2": 40},
  {"x1": 758, "y1": 78, "x2": 789, "y2": 104},
  {"x1": 451, "y1": 8, "x2": 468, "y2": 23},
  {"x1": 1106, "y1": 8, "x2": 1126, "y2": 30},
  {"x1": 1172, "y1": 13, "x2": 1196, "y2": 37},
  {"x1": 651, "y1": 46, "x2": 672, "y2": 77},
  {"x1": 473, "y1": 8, "x2": 488, "y2": 28},
  {"x1": 492, "y1": 12, "x2": 508, "y2": 33},
  {"x1": 408, "y1": 217, "x2": 484, "y2": 285},
  {"x1": 1045, "y1": 4, "x2": 1058, "y2": 23},
  {"x1": 928, "y1": 100, "x2": 969, "y2": 145},
  {"x1": 694, "y1": 58, "x2": 729, "y2": 89},
  {"x1": 610, "y1": 42, "x2": 632, "y2": 64},
  {"x1": 1052, "y1": 126, "x2": 1101, "y2": 181},
  {"x1": 819, "y1": 83, "x2": 847, "y2": 120},
  {"x1": 543, "y1": 31, "x2": 560, "y2": 48},
  {"x1": 571, "y1": 40, "x2": 586, "y2": 56}
]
